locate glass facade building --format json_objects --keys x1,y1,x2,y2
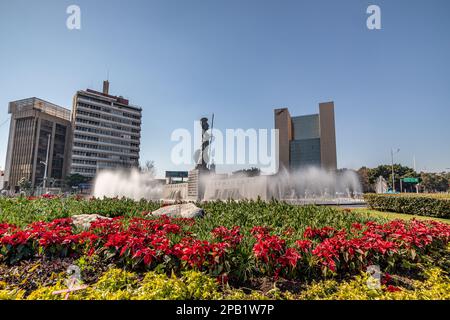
[{"x1": 274, "y1": 102, "x2": 337, "y2": 171}]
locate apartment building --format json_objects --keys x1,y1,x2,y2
[{"x1": 68, "y1": 81, "x2": 142, "y2": 179}]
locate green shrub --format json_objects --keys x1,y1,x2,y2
[
  {"x1": 0, "y1": 281, "x2": 25, "y2": 300},
  {"x1": 26, "y1": 269, "x2": 222, "y2": 300},
  {"x1": 0, "y1": 289, "x2": 25, "y2": 300},
  {"x1": 16, "y1": 266, "x2": 450, "y2": 300},
  {"x1": 225, "y1": 289, "x2": 271, "y2": 300},
  {"x1": 298, "y1": 267, "x2": 450, "y2": 300},
  {"x1": 26, "y1": 280, "x2": 68, "y2": 300},
  {"x1": 91, "y1": 268, "x2": 139, "y2": 299},
  {"x1": 134, "y1": 272, "x2": 189, "y2": 300},
  {"x1": 385, "y1": 267, "x2": 450, "y2": 300},
  {"x1": 134, "y1": 271, "x2": 221, "y2": 300},
  {"x1": 364, "y1": 194, "x2": 450, "y2": 218}
]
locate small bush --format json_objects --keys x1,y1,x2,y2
[{"x1": 135, "y1": 271, "x2": 221, "y2": 300}]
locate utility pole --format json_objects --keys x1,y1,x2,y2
[
  {"x1": 391, "y1": 148, "x2": 400, "y2": 192},
  {"x1": 40, "y1": 134, "x2": 51, "y2": 191}
]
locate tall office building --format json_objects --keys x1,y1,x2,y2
[
  {"x1": 68, "y1": 81, "x2": 142, "y2": 179},
  {"x1": 274, "y1": 101, "x2": 337, "y2": 171},
  {"x1": 4, "y1": 98, "x2": 72, "y2": 191}
]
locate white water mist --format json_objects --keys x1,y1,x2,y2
[
  {"x1": 203, "y1": 167, "x2": 362, "y2": 201},
  {"x1": 277, "y1": 167, "x2": 362, "y2": 199},
  {"x1": 92, "y1": 169, "x2": 163, "y2": 201}
]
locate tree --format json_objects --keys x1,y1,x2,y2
[
  {"x1": 140, "y1": 160, "x2": 156, "y2": 178},
  {"x1": 18, "y1": 177, "x2": 31, "y2": 193},
  {"x1": 357, "y1": 167, "x2": 374, "y2": 193},
  {"x1": 357, "y1": 165, "x2": 449, "y2": 194},
  {"x1": 365, "y1": 164, "x2": 418, "y2": 191},
  {"x1": 65, "y1": 174, "x2": 89, "y2": 188},
  {"x1": 366, "y1": 165, "x2": 392, "y2": 186},
  {"x1": 445, "y1": 172, "x2": 450, "y2": 190},
  {"x1": 232, "y1": 167, "x2": 261, "y2": 177},
  {"x1": 420, "y1": 172, "x2": 449, "y2": 193}
]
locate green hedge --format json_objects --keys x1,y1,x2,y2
[{"x1": 364, "y1": 194, "x2": 450, "y2": 219}]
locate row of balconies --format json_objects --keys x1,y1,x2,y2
[{"x1": 75, "y1": 111, "x2": 141, "y2": 131}]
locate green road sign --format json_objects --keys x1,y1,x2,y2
[{"x1": 402, "y1": 177, "x2": 419, "y2": 183}]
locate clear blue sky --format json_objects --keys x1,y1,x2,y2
[{"x1": 1, "y1": 0, "x2": 449, "y2": 177}]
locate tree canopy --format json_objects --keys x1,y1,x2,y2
[{"x1": 357, "y1": 165, "x2": 449, "y2": 193}]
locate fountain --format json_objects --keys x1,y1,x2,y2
[
  {"x1": 93, "y1": 116, "x2": 364, "y2": 206},
  {"x1": 93, "y1": 168, "x2": 163, "y2": 201},
  {"x1": 375, "y1": 176, "x2": 388, "y2": 193},
  {"x1": 161, "y1": 117, "x2": 363, "y2": 205},
  {"x1": 200, "y1": 167, "x2": 363, "y2": 205}
]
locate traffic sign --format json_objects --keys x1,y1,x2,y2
[{"x1": 402, "y1": 177, "x2": 419, "y2": 183}]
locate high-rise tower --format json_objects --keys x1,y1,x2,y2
[{"x1": 274, "y1": 101, "x2": 337, "y2": 171}]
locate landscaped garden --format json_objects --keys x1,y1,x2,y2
[{"x1": 1, "y1": 196, "x2": 450, "y2": 300}]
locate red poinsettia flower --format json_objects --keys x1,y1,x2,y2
[{"x1": 385, "y1": 285, "x2": 401, "y2": 293}]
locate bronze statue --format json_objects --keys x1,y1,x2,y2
[{"x1": 195, "y1": 117, "x2": 211, "y2": 171}]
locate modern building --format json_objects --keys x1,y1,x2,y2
[
  {"x1": 68, "y1": 81, "x2": 142, "y2": 179},
  {"x1": 274, "y1": 101, "x2": 337, "y2": 171},
  {"x1": 4, "y1": 98, "x2": 72, "y2": 191}
]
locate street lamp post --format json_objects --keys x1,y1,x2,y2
[
  {"x1": 40, "y1": 134, "x2": 51, "y2": 191},
  {"x1": 391, "y1": 148, "x2": 400, "y2": 192}
]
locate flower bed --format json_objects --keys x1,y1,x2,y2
[
  {"x1": 2, "y1": 198, "x2": 450, "y2": 299},
  {"x1": 251, "y1": 220, "x2": 450, "y2": 278},
  {"x1": 1, "y1": 215, "x2": 450, "y2": 283}
]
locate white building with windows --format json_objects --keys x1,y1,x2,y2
[{"x1": 68, "y1": 81, "x2": 142, "y2": 179}]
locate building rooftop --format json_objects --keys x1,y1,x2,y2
[
  {"x1": 78, "y1": 88, "x2": 142, "y2": 112},
  {"x1": 8, "y1": 97, "x2": 71, "y2": 121}
]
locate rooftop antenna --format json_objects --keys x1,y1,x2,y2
[{"x1": 103, "y1": 69, "x2": 110, "y2": 95}]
